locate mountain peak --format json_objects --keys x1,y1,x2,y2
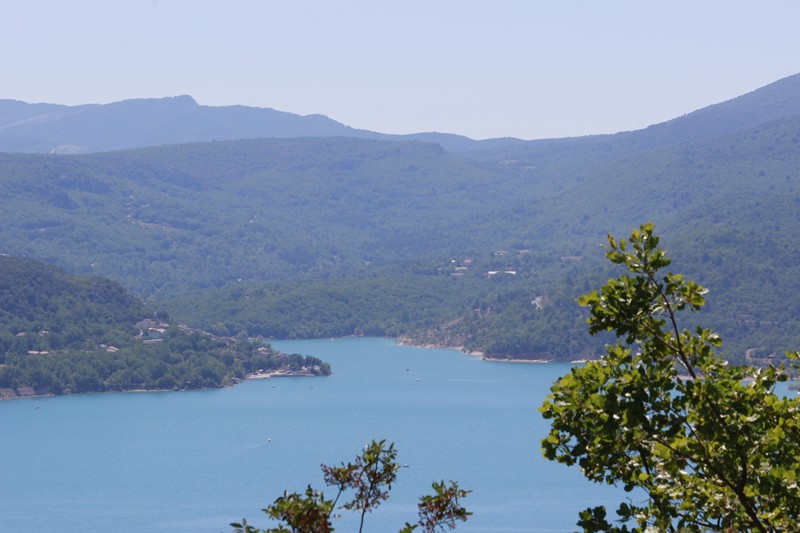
[{"x1": 108, "y1": 94, "x2": 199, "y2": 109}]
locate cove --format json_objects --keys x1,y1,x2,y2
[{"x1": 2, "y1": 337, "x2": 625, "y2": 532}]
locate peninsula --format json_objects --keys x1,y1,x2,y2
[{"x1": 0, "y1": 255, "x2": 330, "y2": 400}]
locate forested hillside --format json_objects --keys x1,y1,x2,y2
[
  {"x1": 3, "y1": 74, "x2": 800, "y2": 361},
  {"x1": 0, "y1": 138, "x2": 530, "y2": 296},
  {"x1": 0, "y1": 256, "x2": 329, "y2": 398}
]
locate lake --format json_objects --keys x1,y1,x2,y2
[{"x1": 2, "y1": 337, "x2": 626, "y2": 532}]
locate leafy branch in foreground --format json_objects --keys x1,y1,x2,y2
[
  {"x1": 231, "y1": 439, "x2": 470, "y2": 533},
  {"x1": 400, "y1": 480, "x2": 471, "y2": 533},
  {"x1": 540, "y1": 223, "x2": 800, "y2": 532}
]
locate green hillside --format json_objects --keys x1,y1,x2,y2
[
  {"x1": 0, "y1": 138, "x2": 533, "y2": 297},
  {"x1": 2, "y1": 75, "x2": 800, "y2": 361},
  {"x1": 0, "y1": 256, "x2": 329, "y2": 398}
]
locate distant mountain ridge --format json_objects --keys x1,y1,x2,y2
[
  {"x1": 3, "y1": 73, "x2": 800, "y2": 156},
  {"x1": 466, "y1": 72, "x2": 800, "y2": 165},
  {"x1": 0, "y1": 94, "x2": 486, "y2": 154}
]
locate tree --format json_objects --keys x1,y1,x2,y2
[
  {"x1": 540, "y1": 223, "x2": 800, "y2": 532},
  {"x1": 231, "y1": 439, "x2": 470, "y2": 533},
  {"x1": 400, "y1": 480, "x2": 472, "y2": 533}
]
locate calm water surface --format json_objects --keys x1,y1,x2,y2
[{"x1": 3, "y1": 337, "x2": 632, "y2": 532}]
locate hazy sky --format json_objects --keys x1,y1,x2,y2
[{"x1": 2, "y1": 1, "x2": 798, "y2": 140}]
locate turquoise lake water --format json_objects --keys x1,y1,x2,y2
[{"x1": 2, "y1": 337, "x2": 631, "y2": 532}]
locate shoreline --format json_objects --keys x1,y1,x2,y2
[
  {"x1": 3, "y1": 338, "x2": 591, "y2": 401},
  {"x1": 482, "y1": 357, "x2": 553, "y2": 364},
  {"x1": 0, "y1": 369, "x2": 324, "y2": 401},
  {"x1": 394, "y1": 337, "x2": 594, "y2": 364},
  {"x1": 394, "y1": 338, "x2": 485, "y2": 357},
  {"x1": 245, "y1": 369, "x2": 319, "y2": 379}
]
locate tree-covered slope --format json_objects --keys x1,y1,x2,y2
[
  {"x1": 450, "y1": 113, "x2": 800, "y2": 361},
  {"x1": 0, "y1": 255, "x2": 329, "y2": 398},
  {"x1": 3, "y1": 73, "x2": 800, "y2": 360},
  {"x1": 0, "y1": 137, "x2": 532, "y2": 297}
]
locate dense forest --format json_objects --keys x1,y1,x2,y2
[
  {"x1": 162, "y1": 253, "x2": 611, "y2": 361},
  {"x1": 0, "y1": 256, "x2": 330, "y2": 398},
  {"x1": 3, "y1": 74, "x2": 800, "y2": 362}
]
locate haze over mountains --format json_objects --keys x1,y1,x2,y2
[
  {"x1": 2, "y1": 73, "x2": 800, "y2": 360},
  {"x1": 0, "y1": 94, "x2": 506, "y2": 154},
  {"x1": 5, "y1": 72, "x2": 800, "y2": 156}
]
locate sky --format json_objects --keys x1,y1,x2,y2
[{"x1": 2, "y1": 1, "x2": 799, "y2": 140}]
